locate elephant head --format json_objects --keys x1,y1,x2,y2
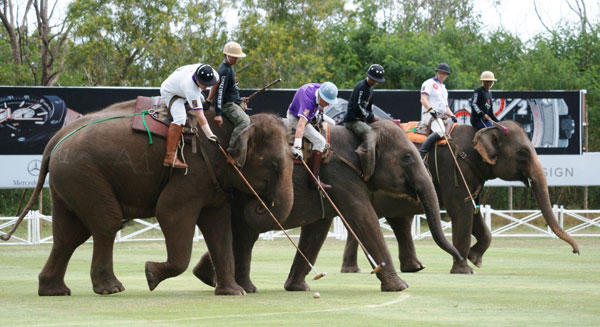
[
  {"x1": 473, "y1": 121, "x2": 579, "y2": 254},
  {"x1": 356, "y1": 120, "x2": 464, "y2": 262},
  {"x1": 227, "y1": 113, "x2": 294, "y2": 230}
]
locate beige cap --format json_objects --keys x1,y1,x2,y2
[
  {"x1": 480, "y1": 71, "x2": 497, "y2": 81},
  {"x1": 223, "y1": 41, "x2": 246, "y2": 58}
]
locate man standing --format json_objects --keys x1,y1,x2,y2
[
  {"x1": 470, "y1": 71, "x2": 499, "y2": 130},
  {"x1": 207, "y1": 41, "x2": 251, "y2": 154},
  {"x1": 160, "y1": 63, "x2": 219, "y2": 169},
  {"x1": 288, "y1": 82, "x2": 338, "y2": 190},
  {"x1": 344, "y1": 64, "x2": 385, "y2": 141},
  {"x1": 418, "y1": 62, "x2": 457, "y2": 161}
]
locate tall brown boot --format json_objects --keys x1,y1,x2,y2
[
  {"x1": 163, "y1": 123, "x2": 188, "y2": 169},
  {"x1": 308, "y1": 150, "x2": 331, "y2": 190}
]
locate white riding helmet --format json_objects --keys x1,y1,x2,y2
[
  {"x1": 318, "y1": 82, "x2": 338, "y2": 105},
  {"x1": 480, "y1": 71, "x2": 497, "y2": 81},
  {"x1": 223, "y1": 41, "x2": 246, "y2": 58}
]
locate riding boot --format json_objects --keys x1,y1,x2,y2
[
  {"x1": 308, "y1": 150, "x2": 331, "y2": 190},
  {"x1": 163, "y1": 123, "x2": 188, "y2": 169},
  {"x1": 419, "y1": 133, "x2": 441, "y2": 162}
]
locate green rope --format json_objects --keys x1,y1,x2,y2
[{"x1": 51, "y1": 110, "x2": 152, "y2": 155}]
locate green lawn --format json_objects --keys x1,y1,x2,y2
[{"x1": 0, "y1": 237, "x2": 598, "y2": 326}]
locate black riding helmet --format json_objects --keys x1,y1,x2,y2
[
  {"x1": 366, "y1": 64, "x2": 385, "y2": 83},
  {"x1": 435, "y1": 63, "x2": 450, "y2": 74},
  {"x1": 194, "y1": 64, "x2": 219, "y2": 86}
]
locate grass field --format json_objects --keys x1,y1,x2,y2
[{"x1": 1, "y1": 237, "x2": 599, "y2": 326}]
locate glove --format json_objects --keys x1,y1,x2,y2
[
  {"x1": 428, "y1": 109, "x2": 438, "y2": 118},
  {"x1": 207, "y1": 135, "x2": 220, "y2": 144},
  {"x1": 451, "y1": 116, "x2": 457, "y2": 123},
  {"x1": 291, "y1": 146, "x2": 303, "y2": 160},
  {"x1": 240, "y1": 102, "x2": 248, "y2": 110}
]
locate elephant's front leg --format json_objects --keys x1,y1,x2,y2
[
  {"x1": 445, "y1": 198, "x2": 476, "y2": 274},
  {"x1": 334, "y1": 198, "x2": 408, "y2": 292},
  {"x1": 231, "y1": 209, "x2": 260, "y2": 293},
  {"x1": 387, "y1": 216, "x2": 426, "y2": 273},
  {"x1": 284, "y1": 217, "x2": 332, "y2": 291},
  {"x1": 196, "y1": 205, "x2": 246, "y2": 295},
  {"x1": 468, "y1": 206, "x2": 492, "y2": 268},
  {"x1": 145, "y1": 207, "x2": 197, "y2": 291},
  {"x1": 340, "y1": 236, "x2": 361, "y2": 273}
]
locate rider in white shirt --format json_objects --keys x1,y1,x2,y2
[
  {"x1": 160, "y1": 63, "x2": 219, "y2": 168},
  {"x1": 418, "y1": 62, "x2": 457, "y2": 162}
]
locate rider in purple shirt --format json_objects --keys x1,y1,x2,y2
[{"x1": 287, "y1": 82, "x2": 338, "y2": 190}]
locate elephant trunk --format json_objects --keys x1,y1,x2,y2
[
  {"x1": 529, "y1": 156, "x2": 580, "y2": 254},
  {"x1": 243, "y1": 163, "x2": 294, "y2": 232},
  {"x1": 413, "y1": 172, "x2": 465, "y2": 262}
]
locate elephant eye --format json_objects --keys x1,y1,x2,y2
[
  {"x1": 517, "y1": 149, "x2": 529, "y2": 159},
  {"x1": 401, "y1": 153, "x2": 412, "y2": 163}
]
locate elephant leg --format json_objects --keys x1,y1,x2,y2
[
  {"x1": 387, "y1": 216, "x2": 425, "y2": 273},
  {"x1": 445, "y1": 199, "x2": 475, "y2": 274},
  {"x1": 340, "y1": 237, "x2": 361, "y2": 273},
  {"x1": 469, "y1": 209, "x2": 492, "y2": 268},
  {"x1": 145, "y1": 207, "x2": 197, "y2": 291},
  {"x1": 231, "y1": 210, "x2": 260, "y2": 293},
  {"x1": 333, "y1": 198, "x2": 408, "y2": 291},
  {"x1": 284, "y1": 218, "x2": 332, "y2": 291},
  {"x1": 196, "y1": 205, "x2": 246, "y2": 296},
  {"x1": 38, "y1": 197, "x2": 90, "y2": 296},
  {"x1": 192, "y1": 207, "x2": 260, "y2": 294}
]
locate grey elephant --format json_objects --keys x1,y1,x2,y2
[
  {"x1": 3, "y1": 100, "x2": 294, "y2": 296},
  {"x1": 341, "y1": 121, "x2": 580, "y2": 273},
  {"x1": 193, "y1": 120, "x2": 465, "y2": 292}
]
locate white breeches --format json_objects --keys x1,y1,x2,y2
[{"x1": 287, "y1": 111, "x2": 326, "y2": 152}]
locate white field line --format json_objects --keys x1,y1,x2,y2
[{"x1": 31, "y1": 293, "x2": 411, "y2": 326}]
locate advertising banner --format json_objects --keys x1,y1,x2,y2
[{"x1": 0, "y1": 86, "x2": 586, "y2": 188}]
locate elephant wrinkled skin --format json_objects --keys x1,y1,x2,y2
[
  {"x1": 194, "y1": 120, "x2": 465, "y2": 293},
  {"x1": 341, "y1": 121, "x2": 579, "y2": 274},
  {"x1": 6, "y1": 100, "x2": 293, "y2": 296}
]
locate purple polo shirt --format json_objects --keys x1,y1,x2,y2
[{"x1": 288, "y1": 83, "x2": 321, "y2": 120}]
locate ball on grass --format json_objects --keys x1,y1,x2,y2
[{"x1": 313, "y1": 292, "x2": 320, "y2": 299}]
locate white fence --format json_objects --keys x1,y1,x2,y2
[{"x1": 1, "y1": 205, "x2": 599, "y2": 245}]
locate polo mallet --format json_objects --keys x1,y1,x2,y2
[
  {"x1": 491, "y1": 120, "x2": 509, "y2": 135},
  {"x1": 430, "y1": 113, "x2": 480, "y2": 214},
  {"x1": 246, "y1": 78, "x2": 282, "y2": 103},
  {"x1": 298, "y1": 159, "x2": 385, "y2": 274},
  {"x1": 216, "y1": 144, "x2": 326, "y2": 280}
]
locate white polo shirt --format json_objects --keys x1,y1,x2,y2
[
  {"x1": 160, "y1": 64, "x2": 218, "y2": 110},
  {"x1": 420, "y1": 77, "x2": 448, "y2": 116}
]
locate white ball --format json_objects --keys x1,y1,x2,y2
[{"x1": 313, "y1": 292, "x2": 320, "y2": 298}]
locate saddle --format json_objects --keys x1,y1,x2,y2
[
  {"x1": 131, "y1": 96, "x2": 197, "y2": 142},
  {"x1": 398, "y1": 119, "x2": 457, "y2": 145},
  {"x1": 283, "y1": 118, "x2": 333, "y2": 164}
]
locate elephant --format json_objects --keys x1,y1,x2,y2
[
  {"x1": 341, "y1": 121, "x2": 580, "y2": 274},
  {"x1": 4, "y1": 99, "x2": 294, "y2": 296},
  {"x1": 193, "y1": 120, "x2": 466, "y2": 293}
]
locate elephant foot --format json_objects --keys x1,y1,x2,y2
[
  {"x1": 145, "y1": 261, "x2": 164, "y2": 291},
  {"x1": 93, "y1": 279, "x2": 125, "y2": 295},
  {"x1": 340, "y1": 265, "x2": 361, "y2": 273},
  {"x1": 380, "y1": 275, "x2": 409, "y2": 292},
  {"x1": 284, "y1": 278, "x2": 311, "y2": 291},
  {"x1": 236, "y1": 278, "x2": 258, "y2": 293},
  {"x1": 400, "y1": 259, "x2": 426, "y2": 273},
  {"x1": 468, "y1": 251, "x2": 483, "y2": 268},
  {"x1": 450, "y1": 260, "x2": 475, "y2": 274},
  {"x1": 38, "y1": 276, "x2": 71, "y2": 296},
  {"x1": 215, "y1": 283, "x2": 246, "y2": 296},
  {"x1": 193, "y1": 254, "x2": 217, "y2": 288}
]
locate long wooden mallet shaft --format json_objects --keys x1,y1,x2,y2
[
  {"x1": 217, "y1": 144, "x2": 326, "y2": 280},
  {"x1": 246, "y1": 78, "x2": 281, "y2": 103},
  {"x1": 298, "y1": 159, "x2": 384, "y2": 274},
  {"x1": 431, "y1": 116, "x2": 480, "y2": 214}
]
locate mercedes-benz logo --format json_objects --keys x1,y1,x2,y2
[{"x1": 27, "y1": 159, "x2": 41, "y2": 176}]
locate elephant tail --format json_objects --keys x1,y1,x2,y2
[{"x1": 1, "y1": 154, "x2": 50, "y2": 241}]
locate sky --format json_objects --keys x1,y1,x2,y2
[{"x1": 474, "y1": 0, "x2": 600, "y2": 41}]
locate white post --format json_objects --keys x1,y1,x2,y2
[{"x1": 485, "y1": 204, "x2": 492, "y2": 229}]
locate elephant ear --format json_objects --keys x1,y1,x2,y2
[
  {"x1": 355, "y1": 129, "x2": 377, "y2": 181},
  {"x1": 229, "y1": 124, "x2": 255, "y2": 168},
  {"x1": 472, "y1": 127, "x2": 503, "y2": 165}
]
